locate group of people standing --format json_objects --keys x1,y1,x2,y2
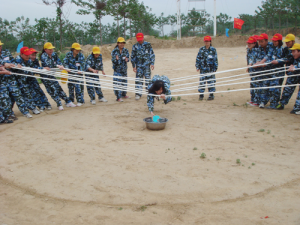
[
  {"x1": 0, "y1": 32, "x2": 165, "y2": 124},
  {"x1": 246, "y1": 33, "x2": 300, "y2": 114},
  {"x1": 1, "y1": 31, "x2": 299, "y2": 125}
]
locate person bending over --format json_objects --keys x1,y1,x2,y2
[{"x1": 147, "y1": 75, "x2": 172, "y2": 117}]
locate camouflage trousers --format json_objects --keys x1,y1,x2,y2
[
  {"x1": 86, "y1": 74, "x2": 104, "y2": 101},
  {"x1": 268, "y1": 71, "x2": 284, "y2": 108},
  {"x1": 249, "y1": 69, "x2": 260, "y2": 103},
  {"x1": 113, "y1": 71, "x2": 128, "y2": 100},
  {"x1": 198, "y1": 73, "x2": 216, "y2": 94},
  {"x1": 14, "y1": 74, "x2": 37, "y2": 110},
  {"x1": 135, "y1": 66, "x2": 151, "y2": 97},
  {"x1": 280, "y1": 72, "x2": 300, "y2": 106},
  {"x1": 2, "y1": 75, "x2": 29, "y2": 115},
  {"x1": 68, "y1": 72, "x2": 84, "y2": 103},
  {"x1": 41, "y1": 75, "x2": 71, "y2": 107},
  {"x1": 27, "y1": 76, "x2": 51, "y2": 110},
  {"x1": 0, "y1": 83, "x2": 12, "y2": 122},
  {"x1": 293, "y1": 87, "x2": 300, "y2": 111}
]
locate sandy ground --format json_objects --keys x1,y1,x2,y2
[{"x1": 1, "y1": 47, "x2": 300, "y2": 225}]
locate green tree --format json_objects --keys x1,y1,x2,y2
[
  {"x1": 42, "y1": 0, "x2": 67, "y2": 51},
  {"x1": 157, "y1": 13, "x2": 169, "y2": 36},
  {"x1": 72, "y1": 0, "x2": 107, "y2": 45}
]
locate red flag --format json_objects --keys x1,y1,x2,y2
[{"x1": 234, "y1": 18, "x2": 244, "y2": 30}]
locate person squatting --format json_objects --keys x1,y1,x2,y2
[{"x1": 246, "y1": 33, "x2": 300, "y2": 114}]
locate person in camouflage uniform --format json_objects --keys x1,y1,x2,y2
[
  {"x1": 0, "y1": 66, "x2": 13, "y2": 124},
  {"x1": 276, "y1": 34, "x2": 297, "y2": 111},
  {"x1": 12, "y1": 47, "x2": 42, "y2": 115},
  {"x1": 40, "y1": 42, "x2": 76, "y2": 110},
  {"x1": 285, "y1": 43, "x2": 300, "y2": 114},
  {"x1": 131, "y1": 33, "x2": 155, "y2": 100},
  {"x1": 0, "y1": 42, "x2": 31, "y2": 118},
  {"x1": 196, "y1": 36, "x2": 218, "y2": 101},
  {"x1": 111, "y1": 37, "x2": 130, "y2": 102},
  {"x1": 147, "y1": 75, "x2": 172, "y2": 117},
  {"x1": 85, "y1": 46, "x2": 107, "y2": 105},
  {"x1": 63, "y1": 43, "x2": 85, "y2": 106},
  {"x1": 263, "y1": 34, "x2": 285, "y2": 109},
  {"x1": 246, "y1": 36, "x2": 259, "y2": 106},
  {"x1": 29, "y1": 48, "x2": 52, "y2": 110},
  {"x1": 253, "y1": 33, "x2": 274, "y2": 108}
]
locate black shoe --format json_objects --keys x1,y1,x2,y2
[
  {"x1": 275, "y1": 104, "x2": 284, "y2": 110},
  {"x1": 207, "y1": 95, "x2": 214, "y2": 101},
  {"x1": 290, "y1": 109, "x2": 296, "y2": 114},
  {"x1": 199, "y1": 94, "x2": 204, "y2": 100},
  {"x1": 0, "y1": 119, "x2": 14, "y2": 125},
  {"x1": 8, "y1": 115, "x2": 18, "y2": 120}
]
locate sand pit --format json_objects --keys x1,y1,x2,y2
[{"x1": 1, "y1": 47, "x2": 300, "y2": 224}]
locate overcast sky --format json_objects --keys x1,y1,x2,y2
[{"x1": 2, "y1": 0, "x2": 263, "y2": 35}]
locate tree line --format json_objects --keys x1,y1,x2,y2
[{"x1": 0, "y1": 0, "x2": 299, "y2": 53}]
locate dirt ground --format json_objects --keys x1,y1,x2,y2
[{"x1": 1, "y1": 47, "x2": 300, "y2": 225}]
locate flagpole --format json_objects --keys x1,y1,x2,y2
[{"x1": 214, "y1": 0, "x2": 217, "y2": 37}]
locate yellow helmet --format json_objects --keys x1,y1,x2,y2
[
  {"x1": 283, "y1": 34, "x2": 296, "y2": 42},
  {"x1": 0, "y1": 40, "x2": 4, "y2": 46},
  {"x1": 92, "y1": 47, "x2": 101, "y2": 54},
  {"x1": 117, "y1": 37, "x2": 126, "y2": 43},
  {"x1": 44, "y1": 42, "x2": 55, "y2": 49},
  {"x1": 289, "y1": 43, "x2": 300, "y2": 50},
  {"x1": 71, "y1": 43, "x2": 81, "y2": 50}
]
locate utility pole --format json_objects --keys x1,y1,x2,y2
[
  {"x1": 214, "y1": 0, "x2": 217, "y2": 37},
  {"x1": 177, "y1": 0, "x2": 181, "y2": 40}
]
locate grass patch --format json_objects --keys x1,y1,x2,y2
[
  {"x1": 137, "y1": 206, "x2": 147, "y2": 212},
  {"x1": 236, "y1": 159, "x2": 241, "y2": 164},
  {"x1": 258, "y1": 129, "x2": 265, "y2": 132},
  {"x1": 193, "y1": 147, "x2": 198, "y2": 150},
  {"x1": 233, "y1": 103, "x2": 238, "y2": 106},
  {"x1": 200, "y1": 153, "x2": 206, "y2": 158},
  {"x1": 177, "y1": 96, "x2": 181, "y2": 101},
  {"x1": 216, "y1": 158, "x2": 221, "y2": 161}
]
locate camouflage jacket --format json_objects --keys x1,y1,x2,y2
[
  {"x1": 0, "y1": 49, "x2": 15, "y2": 65},
  {"x1": 131, "y1": 41, "x2": 155, "y2": 68},
  {"x1": 293, "y1": 57, "x2": 300, "y2": 72},
  {"x1": 247, "y1": 48, "x2": 258, "y2": 73},
  {"x1": 13, "y1": 55, "x2": 33, "y2": 75},
  {"x1": 281, "y1": 46, "x2": 294, "y2": 67},
  {"x1": 147, "y1": 75, "x2": 172, "y2": 112},
  {"x1": 85, "y1": 54, "x2": 103, "y2": 71},
  {"x1": 111, "y1": 47, "x2": 129, "y2": 72},
  {"x1": 267, "y1": 45, "x2": 285, "y2": 68},
  {"x1": 41, "y1": 52, "x2": 62, "y2": 68},
  {"x1": 256, "y1": 42, "x2": 273, "y2": 61},
  {"x1": 195, "y1": 46, "x2": 218, "y2": 72},
  {"x1": 63, "y1": 51, "x2": 85, "y2": 71},
  {"x1": 31, "y1": 58, "x2": 42, "y2": 69}
]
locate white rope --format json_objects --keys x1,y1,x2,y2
[
  {"x1": 171, "y1": 68, "x2": 295, "y2": 93},
  {"x1": 12, "y1": 67, "x2": 148, "y2": 95},
  {"x1": 170, "y1": 62, "x2": 274, "y2": 82},
  {"x1": 171, "y1": 66, "x2": 286, "y2": 88},
  {"x1": 12, "y1": 71, "x2": 300, "y2": 98},
  {"x1": 68, "y1": 68, "x2": 152, "y2": 82},
  {"x1": 16, "y1": 67, "x2": 141, "y2": 88},
  {"x1": 12, "y1": 72, "x2": 149, "y2": 94}
]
